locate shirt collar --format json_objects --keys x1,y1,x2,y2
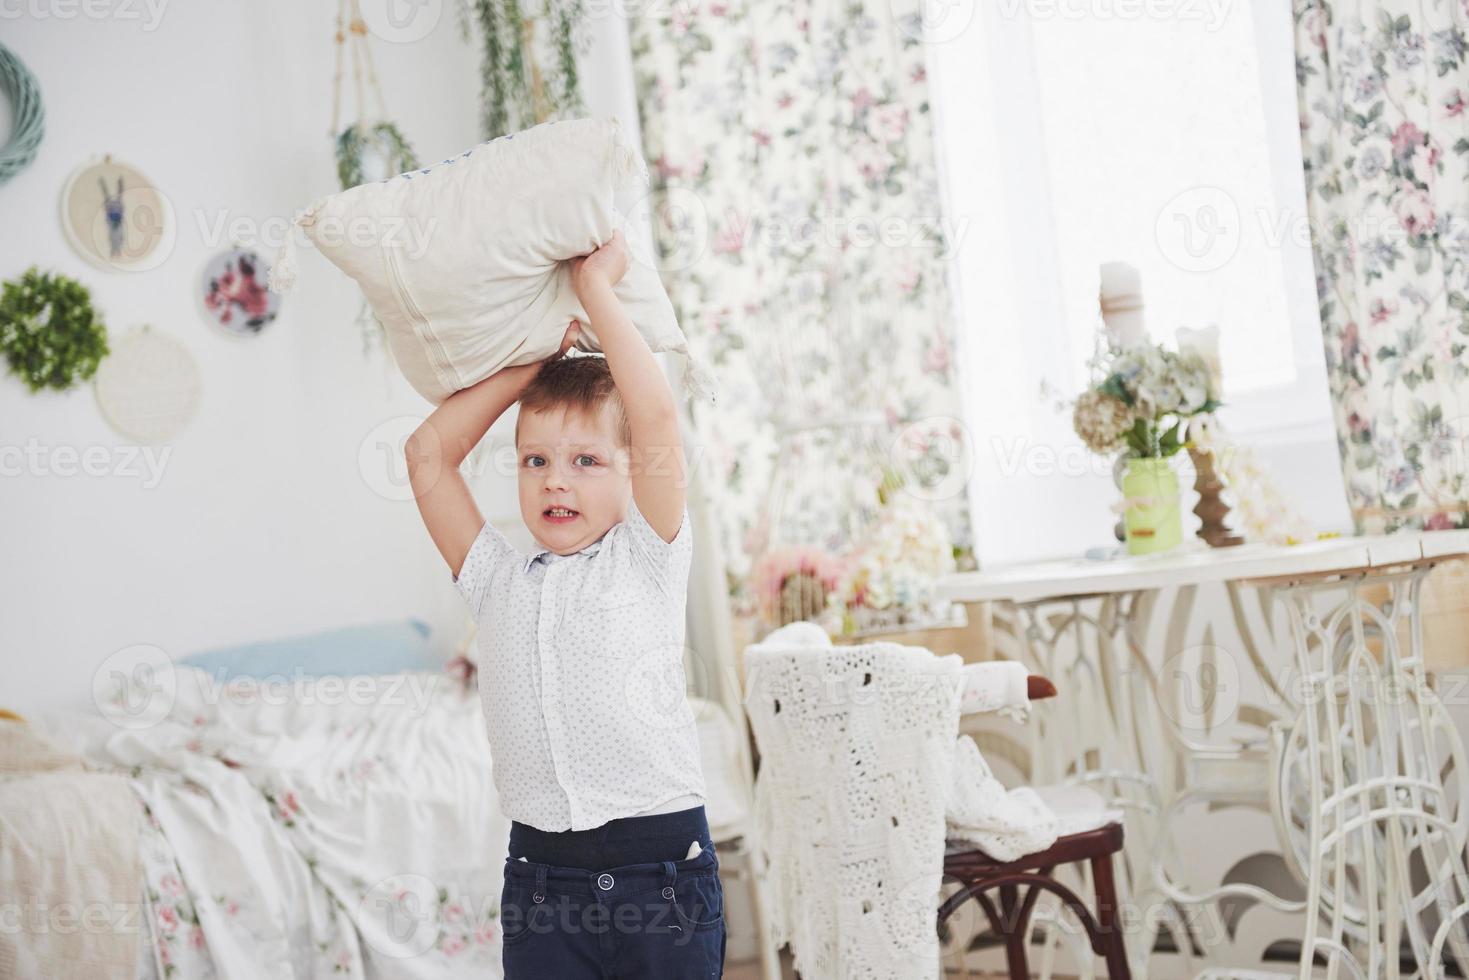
[{"x1": 523, "y1": 537, "x2": 604, "y2": 573}]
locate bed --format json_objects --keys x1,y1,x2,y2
[{"x1": 0, "y1": 618, "x2": 755, "y2": 979}]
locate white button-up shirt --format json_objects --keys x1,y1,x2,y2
[{"x1": 453, "y1": 499, "x2": 707, "y2": 832}]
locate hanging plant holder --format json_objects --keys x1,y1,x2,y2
[
  {"x1": 329, "y1": 0, "x2": 421, "y2": 352},
  {"x1": 335, "y1": 121, "x2": 418, "y2": 190},
  {"x1": 331, "y1": 0, "x2": 420, "y2": 190}
]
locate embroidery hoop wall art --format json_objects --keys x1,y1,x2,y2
[
  {"x1": 94, "y1": 325, "x2": 201, "y2": 444},
  {"x1": 199, "y1": 246, "x2": 281, "y2": 337},
  {"x1": 59, "y1": 155, "x2": 175, "y2": 272}
]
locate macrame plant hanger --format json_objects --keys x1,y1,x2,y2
[
  {"x1": 331, "y1": 0, "x2": 389, "y2": 157},
  {"x1": 330, "y1": 0, "x2": 415, "y2": 365}
]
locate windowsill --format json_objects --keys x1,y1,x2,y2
[{"x1": 969, "y1": 428, "x2": 1351, "y2": 567}]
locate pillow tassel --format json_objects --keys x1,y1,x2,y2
[
  {"x1": 267, "y1": 202, "x2": 324, "y2": 295},
  {"x1": 267, "y1": 232, "x2": 298, "y2": 295},
  {"x1": 681, "y1": 352, "x2": 719, "y2": 405},
  {"x1": 608, "y1": 117, "x2": 650, "y2": 192}
]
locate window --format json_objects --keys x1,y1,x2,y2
[{"x1": 926, "y1": 0, "x2": 1347, "y2": 564}]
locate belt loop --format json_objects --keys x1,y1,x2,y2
[
  {"x1": 662, "y1": 860, "x2": 677, "y2": 888},
  {"x1": 534, "y1": 864, "x2": 547, "y2": 903}
]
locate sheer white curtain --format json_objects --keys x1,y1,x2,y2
[{"x1": 926, "y1": 0, "x2": 1352, "y2": 565}]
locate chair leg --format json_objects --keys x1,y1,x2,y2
[
  {"x1": 999, "y1": 883, "x2": 1029, "y2": 979},
  {"x1": 1089, "y1": 854, "x2": 1131, "y2": 980}
]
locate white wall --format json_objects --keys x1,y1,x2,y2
[{"x1": 1, "y1": 3, "x2": 644, "y2": 713}]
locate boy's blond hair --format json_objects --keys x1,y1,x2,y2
[{"x1": 515, "y1": 354, "x2": 631, "y2": 448}]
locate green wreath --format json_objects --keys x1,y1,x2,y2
[
  {"x1": 335, "y1": 121, "x2": 419, "y2": 190},
  {"x1": 0, "y1": 268, "x2": 109, "y2": 393}
]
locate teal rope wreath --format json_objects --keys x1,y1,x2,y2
[{"x1": 0, "y1": 42, "x2": 44, "y2": 186}]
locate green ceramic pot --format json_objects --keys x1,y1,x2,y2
[{"x1": 1120, "y1": 456, "x2": 1182, "y2": 555}]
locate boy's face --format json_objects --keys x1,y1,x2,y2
[{"x1": 516, "y1": 402, "x2": 631, "y2": 556}]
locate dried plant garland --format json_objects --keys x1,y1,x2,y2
[{"x1": 463, "y1": 0, "x2": 589, "y2": 138}]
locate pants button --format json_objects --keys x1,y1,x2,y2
[
  {"x1": 662, "y1": 886, "x2": 675, "y2": 899},
  {"x1": 597, "y1": 873, "x2": 615, "y2": 890}
]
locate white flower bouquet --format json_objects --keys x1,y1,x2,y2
[{"x1": 1072, "y1": 338, "x2": 1222, "y2": 459}]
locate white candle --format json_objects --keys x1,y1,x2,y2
[{"x1": 1098, "y1": 261, "x2": 1146, "y2": 348}]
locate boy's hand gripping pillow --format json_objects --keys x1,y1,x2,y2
[{"x1": 268, "y1": 116, "x2": 714, "y2": 405}]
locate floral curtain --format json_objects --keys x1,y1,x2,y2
[
  {"x1": 627, "y1": 0, "x2": 974, "y2": 607},
  {"x1": 1294, "y1": 0, "x2": 1469, "y2": 533}
]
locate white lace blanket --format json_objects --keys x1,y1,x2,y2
[{"x1": 745, "y1": 624, "x2": 1060, "y2": 980}]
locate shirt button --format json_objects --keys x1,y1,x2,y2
[{"x1": 597, "y1": 873, "x2": 614, "y2": 891}]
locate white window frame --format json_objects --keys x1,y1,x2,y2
[{"x1": 926, "y1": 0, "x2": 1351, "y2": 565}]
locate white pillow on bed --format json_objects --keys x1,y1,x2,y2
[{"x1": 268, "y1": 115, "x2": 713, "y2": 406}]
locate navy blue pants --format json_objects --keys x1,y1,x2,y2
[{"x1": 501, "y1": 804, "x2": 726, "y2": 978}]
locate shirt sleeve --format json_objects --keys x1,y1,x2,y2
[
  {"x1": 623, "y1": 496, "x2": 694, "y2": 594},
  {"x1": 452, "y1": 520, "x2": 515, "y2": 619}
]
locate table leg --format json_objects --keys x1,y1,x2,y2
[
  {"x1": 1005, "y1": 591, "x2": 1176, "y2": 979},
  {"x1": 1268, "y1": 561, "x2": 1469, "y2": 979}
]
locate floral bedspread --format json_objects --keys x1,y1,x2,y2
[{"x1": 54, "y1": 665, "x2": 509, "y2": 979}]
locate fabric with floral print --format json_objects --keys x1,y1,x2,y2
[
  {"x1": 68, "y1": 665, "x2": 510, "y2": 979},
  {"x1": 628, "y1": 0, "x2": 975, "y2": 606},
  {"x1": 1294, "y1": 0, "x2": 1469, "y2": 531}
]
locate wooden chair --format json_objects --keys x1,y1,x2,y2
[
  {"x1": 939, "y1": 821, "x2": 1131, "y2": 978},
  {"x1": 937, "y1": 675, "x2": 1133, "y2": 979}
]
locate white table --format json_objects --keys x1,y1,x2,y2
[{"x1": 938, "y1": 531, "x2": 1469, "y2": 980}]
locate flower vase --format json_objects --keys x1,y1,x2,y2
[{"x1": 1120, "y1": 456, "x2": 1182, "y2": 555}]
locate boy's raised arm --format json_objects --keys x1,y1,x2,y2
[
  {"x1": 406, "y1": 326, "x2": 578, "y2": 578},
  {"x1": 570, "y1": 229, "x2": 687, "y2": 544}
]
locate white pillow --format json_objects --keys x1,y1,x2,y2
[{"x1": 268, "y1": 116, "x2": 713, "y2": 406}]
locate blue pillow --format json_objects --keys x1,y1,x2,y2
[{"x1": 180, "y1": 619, "x2": 438, "y2": 679}]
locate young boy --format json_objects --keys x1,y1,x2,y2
[{"x1": 404, "y1": 229, "x2": 726, "y2": 978}]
